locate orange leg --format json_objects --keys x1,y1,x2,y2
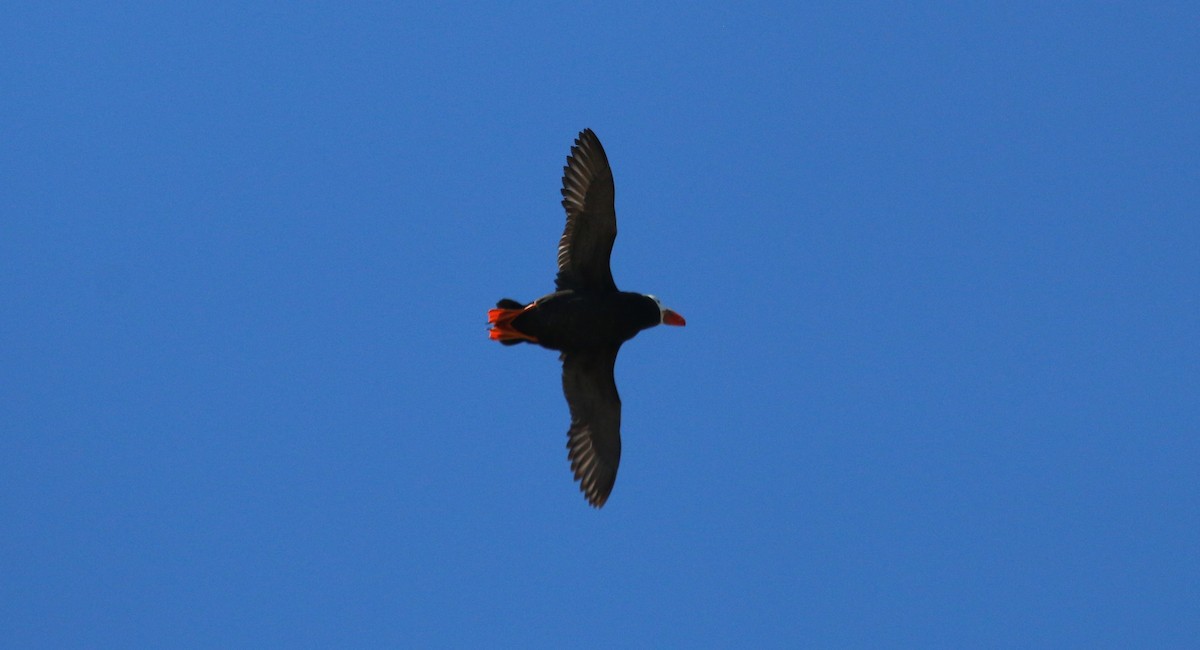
[{"x1": 487, "y1": 307, "x2": 539, "y2": 343}]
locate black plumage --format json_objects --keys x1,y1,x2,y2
[{"x1": 488, "y1": 129, "x2": 685, "y2": 508}]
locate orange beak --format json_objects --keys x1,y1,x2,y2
[{"x1": 662, "y1": 309, "x2": 686, "y2": 326}]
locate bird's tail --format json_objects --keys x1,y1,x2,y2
[{"x1": 488, "y1": 299, "x2": 538, "y2": 345}]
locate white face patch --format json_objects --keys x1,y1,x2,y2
[{"x1": 646, "y1": 294, "x2": 667, "y2": 323}]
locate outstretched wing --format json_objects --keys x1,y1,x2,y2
[
  {"x1": 556, "y1": 129, "x2": 618, "y2": 292},
  {"x1": 560, "y1": 347, "x2": 622, "y2": 507}
]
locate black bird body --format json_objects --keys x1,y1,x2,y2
[
  {"x1": 487, "y1": 129, "x2": 684, "y2": 508},
  {"x1": 506, "y1": 290, "x2": 662, "y2": 352}
]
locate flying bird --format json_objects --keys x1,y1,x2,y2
[{"x1": 487, "y1": 129, "x2": 686, "y2": 508}]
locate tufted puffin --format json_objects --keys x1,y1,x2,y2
[{"x1": 487, "y1": 129, "x2": 685, "y2": 508}]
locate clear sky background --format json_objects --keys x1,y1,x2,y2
[{"x1": 3, "y1": 3, "x2": 1197, "y2": 647}]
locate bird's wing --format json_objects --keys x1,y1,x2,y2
[
  {"x1": 560, "y1": 347, "x2": 622, "y2": 507},
  {"x1": 556, "y1": 129, "x2": 618, "y2": 292}
]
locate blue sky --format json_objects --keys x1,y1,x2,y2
[{"x1": 3, "y1": 2, "x2": 1197, "y2": 647}]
